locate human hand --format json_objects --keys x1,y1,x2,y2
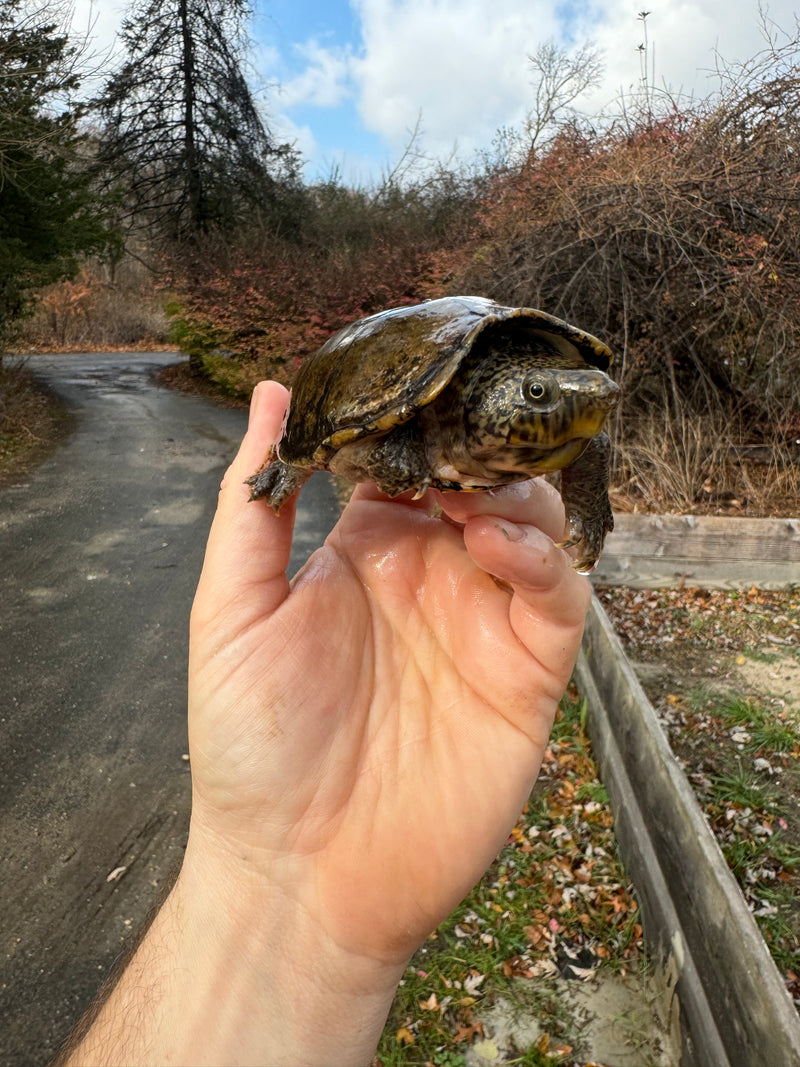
[{"x1": 186, "y1": 379, "x2": 590, "y2": 960}]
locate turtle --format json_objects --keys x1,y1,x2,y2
[{"x1": 247, "y1": 295, "x2": 620, "y2": 572}]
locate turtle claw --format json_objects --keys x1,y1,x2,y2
[
  {"x1": 573, "y1": 554, "x2": 600, "y2": 575},
  {"x1": 557, "y1": 514, "x2": 604, "y2": 574},
  {"x1": 557, "y1": 537, "x2": 600, "y2": 573},
  {"x1": 556, "y1": 538, "x2": 599, "y2": 574},
  {"x1": 247, "y1": 456, "x2": 309, "y2": 512}
]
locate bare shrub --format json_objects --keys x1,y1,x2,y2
[
  {"x1": 612, "y1": 409, "x2": 800, "y2": 515},
  {"x1": 0, "y1": 362, "x2": 64, "y2": 480},
  {"x1": 434, "y1": 30, "x2": 800, "y2": 513},
  {"x1": 19, "y1": 255, "x2": 171, "y2": 350},
  {"x1": 170, "y1": 171, "x2": 477, "y2": 387}
]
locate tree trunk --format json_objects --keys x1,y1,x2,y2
[{"x1": 178, "y1": 0, "x2": 204, "y2": 236}]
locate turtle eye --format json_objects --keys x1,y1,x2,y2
[{"x1": 523, "y1": 372, "x2": 559, "y2": 407}]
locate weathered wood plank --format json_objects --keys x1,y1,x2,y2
[
  {"x1": 575, "y1": 596, "x2": 800, "y2": 1066},
  {"x1": 593, "y1": 514, "x2": 800, "y2": 589}
]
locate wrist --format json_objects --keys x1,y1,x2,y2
[{"x1": 165, "y1": 837, "x2": 405, "y2": 1066}]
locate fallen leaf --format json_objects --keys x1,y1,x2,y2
[
  {"x1": 473, "y1": 1038, "x2": 499, "y2": 1061},
  {"x1": 452, "y1": 1021, "x2": 484, "y2": 1043},
  {"x1": 395, "y1": 1026, "x2": 415, "y2": 1046},
  {"x1": 463, "y1": 970, "x2": 486, "y2": 995},
  {"x1": 502, "y1": 955, "x2": 534, "y2": 978}
]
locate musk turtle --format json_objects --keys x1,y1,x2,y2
[{"x1": 248, "y1": 295, "x2": 619, "y2": 572}]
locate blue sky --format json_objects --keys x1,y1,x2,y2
[
  {"x1": 78, "y1": 0, "x2": 800, "y2": 185},
  {"x1": 254, "y1": 0, "x2": 387, "y2": 179}
]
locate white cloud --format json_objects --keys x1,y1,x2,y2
[
  {"x1": 281, "y1": 41, "x2": 352, "y2": 108},
  {"x1": 336, "y1": 0, "x2": 800, "y2": 166},
  {"x1": 61, "y1": 0, "x2": 800, "y2": 181},
  {"x1": 568, "y1": 1, "x2": 800, "y2": 114},
  {"x1": 70, "y1": 0, "x2": 125, "y2": 72},
  {"x1": 271, "y1": 112, "x2": 320, "y2": 164},
  {"x1": 350, "y1": 0, "x2": 564, "y2": 158}
]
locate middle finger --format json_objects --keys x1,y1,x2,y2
[{"x1": 433, "y1": 478, "x2": 566, "y2": 544}]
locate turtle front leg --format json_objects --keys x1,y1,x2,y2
[
  {"x1": 558, "y1": 432, "x2": 614, "y2": 573},
  {"x1": 247, "y1": 449, "x2": 311, "y2": 512},
  {"x1": 361, "y1": 422, "x2": 431, "y2": 498}
]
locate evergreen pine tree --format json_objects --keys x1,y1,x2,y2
[
  {"x1": 0, "y1": 1, "x2": 114, "y2": 348},
  {"x1": 96, "y1": 0, "x2": 298, "y2": 241}
]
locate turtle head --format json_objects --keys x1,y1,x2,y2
[{"x1": 461, "y1": 332, "x2": 620, "y2": 474}]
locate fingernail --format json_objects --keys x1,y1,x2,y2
[
  {"x1": 248, "y1": 383, "x2": 263, "y2": 428},
  {"x1": 491, "y1": 519, "x2": 524, "y2": 543}
]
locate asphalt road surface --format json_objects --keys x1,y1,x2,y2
[{"x1": 0, "y1": 353, "x2": 339, "y2": 1066}]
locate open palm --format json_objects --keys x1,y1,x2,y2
[{"x1": 187, "y1": 381, "x2": 590, "y2": 969}]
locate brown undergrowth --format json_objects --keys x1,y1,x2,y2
[{"x1": 0, "y1": 363, "x2": 72, "y2": 486}]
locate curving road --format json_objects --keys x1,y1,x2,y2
[{"x1": 0, "y1": 353, "x2": 339, "y2": 1066}]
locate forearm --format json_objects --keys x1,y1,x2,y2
[{"x1": 59, "y1": 846, "x2": 404, "y2": 1067}]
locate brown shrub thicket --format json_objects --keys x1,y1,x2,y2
[
  {"x1": 430, "y1": 43, "x2": 800, "y2": 511},
  {"x1": 443, "y1": 95, "x2": 800, "y2": 429},
  {"x1": 19, "y1": 255, "x2": 171, "y2": 350}
]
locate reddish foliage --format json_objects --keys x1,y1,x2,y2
[
  {"x1": 433, "y1": 104, "x2": 800, "y2": 436},
  {"x1": 177, "y1": 228, "x2": 441, "y2": 383}
]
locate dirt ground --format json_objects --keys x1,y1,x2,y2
[{"x1": 466, "y1": 969, "x2": 681, "y2": 1067}]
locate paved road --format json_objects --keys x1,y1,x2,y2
[{"x1": 0, "y1": 353, "x2": 339, "y2": 1066}]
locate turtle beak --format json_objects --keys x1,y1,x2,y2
[
  {"x1": 562, "y1": 373, "x2": 619, "y2": 438},
  {"x1": 596, "y1": 377, "x2": 620, "y2": 411}
]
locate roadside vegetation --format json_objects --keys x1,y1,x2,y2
[{"x1": 0, "y1": 362, "x2": 71, "y2": 487}]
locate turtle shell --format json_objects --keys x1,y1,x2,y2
[{"x1": 279, "y1": 295, "x2": 613, "y2": 467}]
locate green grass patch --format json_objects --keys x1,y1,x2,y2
[
  {"x1": 687, "y1": 692, "x2": 800, "y2": 757},
  {"x1": 709, "y1": 757, "x2": 777, "y2": 809}
]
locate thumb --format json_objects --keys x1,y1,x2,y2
[{"x1": 193, "y1": 381, "x2": 297, "y2": 628}]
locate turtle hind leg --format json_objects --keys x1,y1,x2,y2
[
  {"x1": 247, "y1": 453, "x2": 310, "y2": 513},
  {"x1": 558, "y1": 432, "x2": 614, "y2": 573}
]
